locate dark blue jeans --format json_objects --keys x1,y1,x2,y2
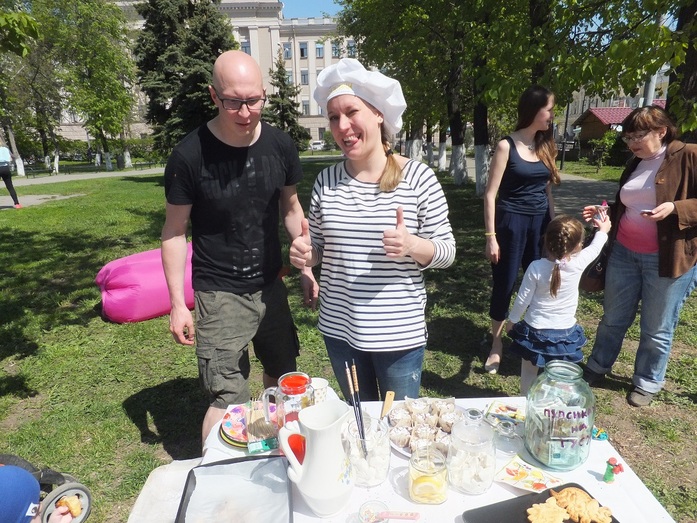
[{"x1": 324, "y1": 336, "x2": 425, "y2": 402}]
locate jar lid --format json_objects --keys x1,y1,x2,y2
[{"x1": 278, "y1": 372, "x2": 311, "y2": 394}]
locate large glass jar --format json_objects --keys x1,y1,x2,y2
[{"x1": 524, "y1": 361, "x2": 595, "y2": 471}]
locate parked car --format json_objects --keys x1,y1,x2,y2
[{"x1": 310, "y1": 140, "x2": 325, "y2": 151}]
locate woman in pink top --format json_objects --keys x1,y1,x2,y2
[{"x1": 581, "y1": 106, "x2": 697, "y2": 407}]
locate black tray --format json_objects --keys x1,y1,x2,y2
[{"x1": 462, "y1": 482, "x2": 619, "y2": 523}]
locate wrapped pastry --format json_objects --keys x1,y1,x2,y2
[
  {"x1": 433, "y1": 429, "x2": 451, "y2": 456},
  {"x1": 431, "y1": 397, "x2": 456, "y2": 415},
  {"x1": 389, "y1": 425, "x2": 411, "y2": 448},
  {"x1": 439, "y1": 409, "x2": 465, "y2": 432},
  {"x1": 411, "y1": 423, "x2": 436, "y2": 441},
  {"x1": 404, "y1": 396, "x2": 431, "y2": 415},
  {"x1": 412, "y1": 411, "x2": 438, "y2": 427},
  {"x1": 388, "y1": 407, "x2": 412, "y2": 428}
]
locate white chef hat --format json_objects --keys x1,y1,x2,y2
[{"x1": 314, "y1": 58, "x2": 406, "y2": 136}]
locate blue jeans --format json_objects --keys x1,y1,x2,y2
[
  {"x1": 586, "y1": 242, "x2": 697, "y2": 393},
  {"x1": 324, "y1": 336, "x2": 424, "y2": 402}
]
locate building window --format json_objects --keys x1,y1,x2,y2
[
  {"x1": 301, "y1": 70, "x2": 309, "y2": 85},
  {"x1": 241, "y1": 41, "x2": 251, "y2": 55},
  {"x1": 283, "y1": 42, "x2": 292, "y2": 59},
  {"x1": 347, "y1": 40, "x2": 356, "y2": 58},
  {"x1": 300, "y1": 42, "x2": 308, "y2": 59},
  {"x1": 319, "y1": 127, "x2": 326, "y2": 139},
  {"x1": 302, "y1": 100, "x2": 310, "y2": 115},
  {"x1": 316, "y1": 43, "x2": 324, "y2": 59},
  {"x1": 286, "y1": 69, "x2": 293, "y2": 84},
  {"x1": 331, "y1": 41, "x2": 340, "y2": 58}
]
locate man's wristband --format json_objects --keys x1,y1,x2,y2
[{"x1": 485, "y1": 232, "x2": 496, "y2": 237}]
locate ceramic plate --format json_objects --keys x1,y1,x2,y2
[
  {"x1": 494, "y1": 455, "x2": 562, "y2": 492},
  {"x1": 219, "y1": 403, "x2": 277, "y2": 446}
]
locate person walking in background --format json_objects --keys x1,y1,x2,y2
[
  {"x1": 161, "y1": 50, "x2": 318, "y2": 444},
  {"x1": 289, "y1": 58, "x2": 456, "y2": 402},
  {"x1": 483, "y1": 85, "x2": 559, "y2": 374},
  {"x1": 582, "y1": 105, "x2": 697, "y2": 407},
  {"x1": 0, "y1": 143, "x2": 21, "y2": 209},
  {"x1": 506, "y1": 214, "x2": 611, "y2": 394}
]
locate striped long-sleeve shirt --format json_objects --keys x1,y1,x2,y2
[{"x1": 309, "y1": 159, "x2": 456, "y2": 351}]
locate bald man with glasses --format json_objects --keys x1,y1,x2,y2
[{"x1": 161, "y1": 50, "x2": 318, "y2": 445}]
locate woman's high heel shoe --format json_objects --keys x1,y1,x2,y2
[{"x1": 484, "y1": 353, "x2": 501, "y2": 374}]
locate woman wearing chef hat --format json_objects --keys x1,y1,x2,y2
[{"x1": 290, "y1": 58, "x2": 456, "y2": 402}]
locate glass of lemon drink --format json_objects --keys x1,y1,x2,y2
[{"x1": 408, "y1": 444, "x2": 448, "y2": 504}]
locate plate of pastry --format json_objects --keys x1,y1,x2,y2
[{"x1": 387, "y1": 397, "x2": 466, "y2": 457}]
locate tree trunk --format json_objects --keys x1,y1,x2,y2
[
  {"x1": 6, "y1": 126, "x2": 25, "y2": 176},
  {"x1": 450, "y1": 145, "x2": 467, "y2": 184},
  {"x1": 666, "y1": 0, "x2": 697, "y2": 143},
  {"x1": 438, "y1": 142, "x2": 447, "y2": 172},
  {"x1": 445, "y1": 61, "x2": 466, "y2": 183},
  {"x1": 438, "y1": 120, "x2": 448, "y2": 172},
  {"x1": 473, "y1": 101, "x2": 489, "y2": 196},
  {"x1": 124, "y1": 149, "x2": 133, "y2": 168}
]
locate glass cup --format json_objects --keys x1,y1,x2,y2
[
  {"x1": 409, "y1": 445, "x2": 447, "y2": 504},
  {"x1": 343, "y1": 414, "x2": 390, "y2": 487}
]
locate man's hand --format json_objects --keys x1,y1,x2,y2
[
  {"x1": 169, "y1": 304, "x2": 195, "y2": 345},
  {"x1": 383, "y1": 206, "x2": 413, "y2": 257},
  {"x1": 290, "y1": 218, "x2": 313, "y2": 269}
]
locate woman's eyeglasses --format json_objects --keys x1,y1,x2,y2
[{"x1": 621, "y1": 131, "x2": 650, "y2": 144}]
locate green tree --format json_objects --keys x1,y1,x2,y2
[
  {"x1": 263, "y1": 48, "x2": 311, "y2": 152},
  {"x1": 0, "y1": 9, "x2": 39, "y2": 56},
  {"x1": 588, "y1": 130, "x2": 618, "y2": 172},
  {"x1": 53, "y1": 0, "x2": 135, "y2": 169},
  {"x1": 134, "y1": 0, "x2": 237, "y2": 155},
  {"x1": 1, "y1": 0, "x2": 136, "y2": 171}
]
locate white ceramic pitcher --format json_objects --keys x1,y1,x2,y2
[{"x1": 278, "y1": 399, "x2": 353, "y2": 517}]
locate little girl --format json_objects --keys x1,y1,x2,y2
[{"x1": 505, "y1": 213, "x2": 611, "y2": 394}]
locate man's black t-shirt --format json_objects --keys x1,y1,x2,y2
[{"x1": 165, "y1": 122, "x2": 303, "y2": 294}]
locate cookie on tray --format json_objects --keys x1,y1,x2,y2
[
  {"x1": 526, "y1": 497, "x2": 568, "y2": 523},
  {"x1": 550, "y1": 487, "x2": 613, "y2": 523}
]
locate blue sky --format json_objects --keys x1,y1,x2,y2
[{"x1": 281, "y1": 0, "x2": 340, "y2": 19}]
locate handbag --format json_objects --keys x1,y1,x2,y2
[{"x1": 579, "y1": 230, "x2": 611, "y2": 293}]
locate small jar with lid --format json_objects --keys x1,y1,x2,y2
[
  {"x1": 524, "y1": 360, "x2": 595, "y2": 471},
  {"x1": 446, "y1": 408, "x2": 496, "y2": 494}
]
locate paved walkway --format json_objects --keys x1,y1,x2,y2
[
  {"x1": 0, "y1": 163, "x2": 617, "y2": 214},
  {"x1": 0, "y1": 167, "x2": 164, "y2": 210}
]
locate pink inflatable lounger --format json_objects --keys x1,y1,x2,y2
[{"x1": 95, "y1": 244, "x2": 194, "y2": 323}]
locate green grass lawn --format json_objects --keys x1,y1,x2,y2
[{"x1": 1, "y1": 161, "x2": 696, "y2": 522}]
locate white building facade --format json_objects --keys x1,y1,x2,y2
[{"x1": 113, "y1": 0, "x2": 351, "y2": 142}]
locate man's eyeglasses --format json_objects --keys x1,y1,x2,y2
[
  {"x1": 213, "y1": 87, "x2": 266, "y2": 111},
  {"x1": 621, "y1": 131, "x2": 650, "y2": 144}
]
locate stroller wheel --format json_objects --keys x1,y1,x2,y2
[{"x1": 41, "y1": 482, "x2": 92, "y2": 523}]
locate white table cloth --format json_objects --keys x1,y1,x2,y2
[{"x1": 130, "y1": 396, "x2": 676, "y2": 523}]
